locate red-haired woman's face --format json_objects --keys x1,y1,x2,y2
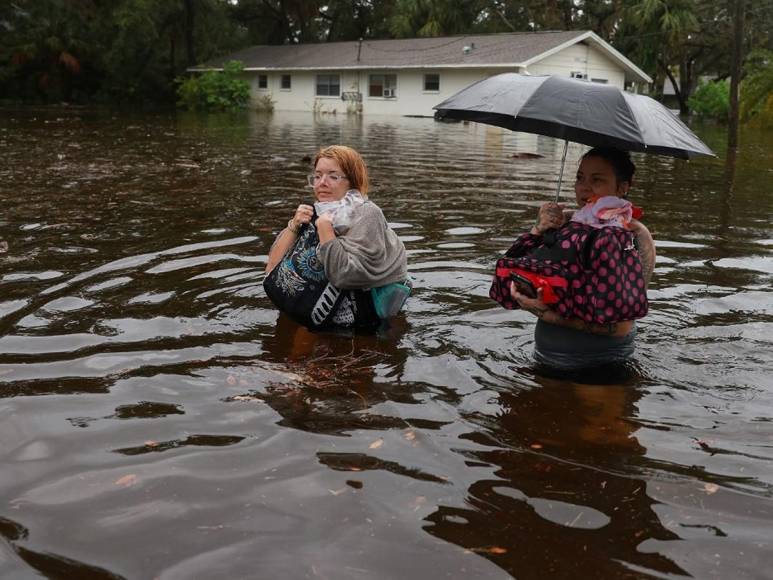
[{"x1": 311, "y1": 157, "x2": 349, "y2": 202}]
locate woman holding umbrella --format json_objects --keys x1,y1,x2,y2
[
  {"x1": 436, "y1": 72, "x2": 713, "y2": 368},
  {"x1": 492, "y1": 147, "x2": 655, "y2": 370}
]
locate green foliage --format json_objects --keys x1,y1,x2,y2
[
  {"x1": 0, "y1": 0, "x2": 103, "y2": 102},
  {"x1": 688, "y1": 79, "x2": 730, "y2": 120},
  {"x1": 176, "y1": 61, "x2": 250, "y2": 111},
  {"x1": 0, "y1": 0, "x2": 247, "y2": 104},
  {"x1": 613, "y1": 0, "x2": 749, "y2": 114},
  {"x1": 741, "y1": 49, "x2": 773, "y2": 127}
]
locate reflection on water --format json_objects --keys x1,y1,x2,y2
[
  {"x1": 429, "y1": 379, "x2": 685, "y2": 578},
  {"x1": 1, "y1": 108, "x2": 772, "y2": 579}
]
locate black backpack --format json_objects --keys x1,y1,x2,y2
[{"x1": 263, "y1": 221, "x2": 378, "y2": 329}]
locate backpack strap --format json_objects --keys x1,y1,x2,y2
[{"x1": 310, "y1": 283, "x2": 344, "y2": 327}]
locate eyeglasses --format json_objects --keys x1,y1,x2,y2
[{"x1": 307, "y1": 173, "x2": 349, "y2": 187}]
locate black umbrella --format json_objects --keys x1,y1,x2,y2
[{"x1": 434, "y1": 73, "x2": 715, "y2": 199}]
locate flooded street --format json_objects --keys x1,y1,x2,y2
[{"x1": 1, "y1": 107, "x2": 772, "y2": 579}]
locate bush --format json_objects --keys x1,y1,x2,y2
[
  {"x1": 688, "y1": 79, "x2": 730, "y2": 120},
  {"x1": 255, "y1": 94, "x2": 274, "y2": 112},
  {"x1": 176, "y1": 61, "x2": 250, "y2": 111}
]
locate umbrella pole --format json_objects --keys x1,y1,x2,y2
[{"x1": 555, "y1": 139, "x2": 569, "y2": 202}]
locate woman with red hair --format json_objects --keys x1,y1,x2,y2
[{"x1": 265, "y1": 145, "x2": 408, "y2": 329}]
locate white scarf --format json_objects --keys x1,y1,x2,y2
[{"x1": 314, "y1": 190, "x2": 366, "y2": 234}]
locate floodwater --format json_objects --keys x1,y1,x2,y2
[{"x1": 1, "y1": 107, "x2": 772, "y2": 579}]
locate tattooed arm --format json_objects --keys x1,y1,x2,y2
[{"x1": 629, "y1": 219, "x2": 655, "y2": 287}]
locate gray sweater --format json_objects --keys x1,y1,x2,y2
[{"x1": 316, "y1": 201, "x2": 407, "y2": 289}]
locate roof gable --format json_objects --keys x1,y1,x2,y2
[{"x1": 521, "y1": 31, "x2": 651, "y2": 83}]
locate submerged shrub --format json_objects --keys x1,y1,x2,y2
[
  {"x1": 176, "y1": 60, "x2": 250, "y2": 111},
  {"x1": 255, "y1": 94, "x2": 274, "y2": 112}
]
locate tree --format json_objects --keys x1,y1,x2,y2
[
  {"x1": 0, "y1": 0, "x2": 247, "y2": 103},
  {"x1": 387, "y1": 0, "x2": 484, "y2": 38},
  {"x1": 727, "y1": 0, "x2": 744, "y2": 149},
  {"x1": 622, "y1": 0, "x2": 702, "y2": 112},
  {"x1": 0, "y1": 0, "x2": 104, "y2": 102},
  {"x1": 228, "y1": 0, "x2": 325, "y2": 45},
  {"x1": 576, "y1": 0, "x2": 626, "y2": 40},
  {"x1": 741, "y1": 49, "x2": 773, "y2": 126}
]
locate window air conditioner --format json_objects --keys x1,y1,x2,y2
[{"x1": 383, "y1": 88, "x2": 395, "y2": 98}]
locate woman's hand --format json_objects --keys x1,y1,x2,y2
[
  {"x1": 510, "y1": 283, "x2": 549, "y2": 318},
  {"x1": 290, "y1": 204, "x2": 314, "y2": 230},
  {"x1": 315, "y1": 212, "x2": 332, "y2": 227},
  {"x1": 510, "y1": 281, "x2": 633, "y2": 337},
  {"x1": 532, "y1": 201, "x2": 565, "y2": 235},
  {"x1": 315, "y1": 212, "x2": 336, "y2": 244},
  {"x1": 266, "y1": 204, "x2": 314, "y2": 273}
]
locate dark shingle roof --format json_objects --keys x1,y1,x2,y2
[{"x1": 194, "y1": 31, "x2": 587, "y2": 70}]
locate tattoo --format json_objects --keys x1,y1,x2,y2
[
  {"x1": 631, "y1": 220, "x2": 656, "y2": 287},
  {"x1": 575, "y1": 319, "x2": 618, "y2": 336},
  {"x1": 638, "y1": 239, "x2": 655, "y2": 287}
]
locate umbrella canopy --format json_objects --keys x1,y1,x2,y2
[{"x1": 434, "y1": 73, "x2": 715, "y2": 159}]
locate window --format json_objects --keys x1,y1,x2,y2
[
  {"x1": 316, "y1": 74, "x2": 340, "y2": 97},
  {"x1": 258, "y1": 74, "x2": 268, "y2": 89},
  {"x1": 423, "y1": 73, "x2": 440, "y2": 92},
  {"x1": 281, "y1": 74, "x2": 291, "y2": 90},
  {"x1": 369, "y1": 74, "x2": 397, "y2": 98},
  {"x1": 570, "y1": 71, "x2": 588, "y2": 80},
  {"x1": 591, "y1": 78, "x2": 608, "y2": 84}
]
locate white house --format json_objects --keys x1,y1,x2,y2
[{"x1": 190, "y1": 31, "x2": 652, "y2": 117}]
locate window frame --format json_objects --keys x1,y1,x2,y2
[
  {"x1": 423, "y1": 73, "x2": 440, "y2": 93},
  {"x1": 368, "y1": 73, "x2": 398, "y2": 98},
  {"x1": 315, "y1": 74, "x2": 341, "y2": 97}
]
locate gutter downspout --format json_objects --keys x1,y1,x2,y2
[{"x1": 356, "y1": 38, "x2": 363, "y2": 114}]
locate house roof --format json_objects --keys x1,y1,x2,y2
[{"x1": 192, "y1": 31, "x2": 652, "y2": 84}]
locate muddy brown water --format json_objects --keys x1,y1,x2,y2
[{"x1": 1, "y1": 108, "x2": 772, "y2": 579}]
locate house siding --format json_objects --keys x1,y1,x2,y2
[
  {"x1": 527, "y1": 43, "x2": 625, "y2": 88},
  {"x1": 242, "y1": 42, "x2": 636, "y2": 116},
  {"x1": 248, "y1": 68, "x2": 517, "y2": 117}
]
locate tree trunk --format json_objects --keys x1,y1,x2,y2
[
  {"x1": 728, "y1": 0, "x2": 744, "y2": 150},
  {"x1": 170, "y1": 33, "x2": 176, "y2": 80},
  {"x1": 678, "y1": 59, "x2": 693, "y2": 115},
  {"x1": 562, "y1": 0, "x2": 573, "y2": 29},
  {"x1": 185, "y1": 0, "x2": 195, "y2": 67},
  {"x1": 661, "y1": 61, "x2": 685, "y2": 113}
]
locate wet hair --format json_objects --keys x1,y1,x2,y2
[
  {"x1": 313, "y1": 145, "x2": 369, "y2": 195},
  {"x1": 582, "y1": 147, "x2": 636, "y2": 187}
]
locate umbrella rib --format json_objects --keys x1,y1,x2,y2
[{"x1": 618, "y1": 92, "x2": 646, "y2": 151}]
